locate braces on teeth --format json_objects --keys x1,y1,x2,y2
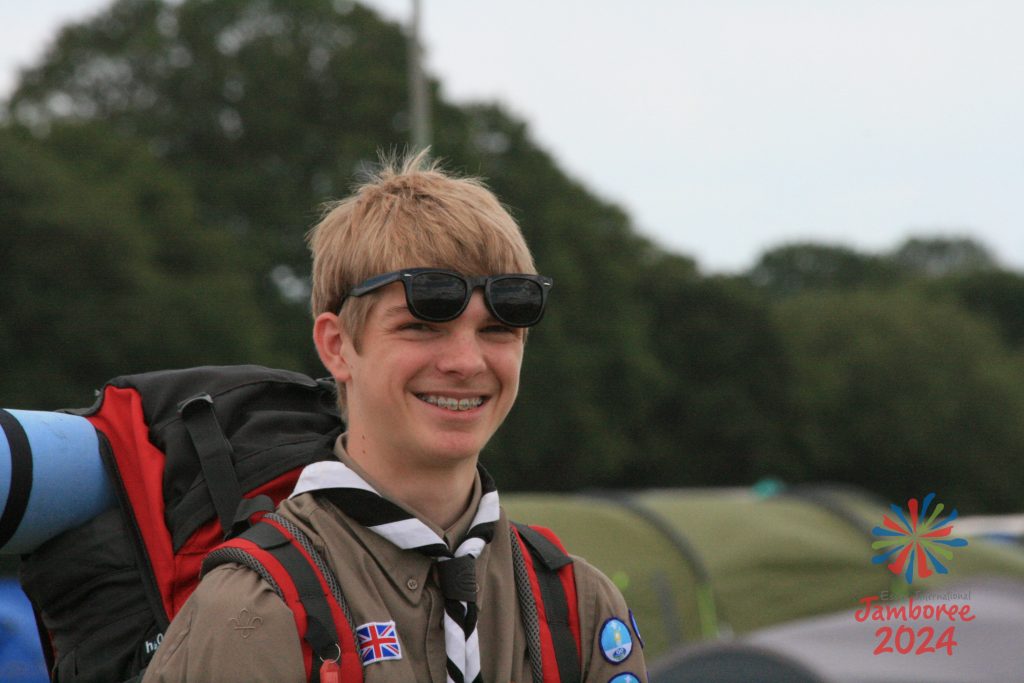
[{"x1": 419, "y1": 395, "x2": 483, "y2": 411}]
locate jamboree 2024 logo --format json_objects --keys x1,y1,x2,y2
[
  {"x1": 871, "y1": 492, "x2": 968, "y2": 584},
  {"x1": 856, "y1": 493, "x2": 973, "y2": 656}
]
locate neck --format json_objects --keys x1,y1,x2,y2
[{"x1": 343, "y1": 433, "x2": 478, "y2": 529}]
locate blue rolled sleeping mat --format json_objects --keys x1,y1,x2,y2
[{"x1": 0, "y1": 410, "x2": 116, "y2": 555}]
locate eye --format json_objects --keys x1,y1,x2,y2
[
  {"x1": 482, "y1": 323, "x2": 519, "y2": 337},
  {"x1": 398, "y1": 321, "x2": 436, "y2": 333}
]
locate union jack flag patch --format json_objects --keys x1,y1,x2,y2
[{"x1": 356, "y1": 621, "x2": 402, "y2": 664}]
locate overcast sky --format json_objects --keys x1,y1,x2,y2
[{"x1": 3, "y1": 0, "x2": 1022, "y2": 272}]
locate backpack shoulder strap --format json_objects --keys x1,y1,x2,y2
[
  {"x1": 511, "y1": 522, "x2": 581, "y2": 683},
  {"x1": 202, "y1": 513, "x2": 362, "y2": 683}
]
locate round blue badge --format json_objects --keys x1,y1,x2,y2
[
  {"x1": 607, "y1": 674, "x2": 641, "y2": 683},
  {"x1": 599, "y1": 618, "x2": 633, "y2": 664}
]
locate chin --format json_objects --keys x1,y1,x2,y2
[{"x1": 422, "y1": 434, "x2": 491, "y2": 464}]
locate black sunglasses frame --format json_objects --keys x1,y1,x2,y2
[{"x1": 341, "y1": 268, "x2": 553, "y2": 327}]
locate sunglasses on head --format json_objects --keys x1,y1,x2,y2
[{"x1": 340, "y1": 268, "x2": 553, "y2": 327}]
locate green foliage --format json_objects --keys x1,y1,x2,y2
[
  {"x1": 9, "y1": 0, "x2": 408, "y2": 278},
  {"x1": 8, "y1": 0, "x2": 415, "y2": 373},
  {"x1": 746, "y1": 238, "x2": 1024, "y2": 512},
  {"x1": 749, "y1": 237, "x2": 999, "y2": 298},
  {"x1": 890, "y1": 236, "x2": 997, "y2": 278},
  {"x1": 749, "y1": 243, "x2": 901, "y2": 296},
  {"x1": 0, "y1": 123, "x2": 284, "y2": 406},
  {"x1": 626, "y1": 257, "x2": 796, "y2": 487},
  {"x1": 923, "y1": 270, "x2": 1024, "y2": 349},
  {"x1": 773, "y1": 290, "x2": 1024, "y2": 512}
]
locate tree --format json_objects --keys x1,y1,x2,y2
[
  {"x1": 889, "y1": 236, "x2": 997, "y2": 278},
  {"x1": 0, "y1": 122, "x2": 283, "y2": 407},
  {"x1": 7, "y1": 0, "x2": 416, "y2": 371},
  {"x1": 922, "y1": 270, "x2": 1024, "y2": 350},
  {"x1": 628, "y1": 257, "x2": 797, "y2": 486},
  {"x1": 8, "y1": 0, "x2": 408, "y2": 271},
  {"x1": 748, "y1": 243, "x2": 901, "y2": 297},
  {"x1": 773, "y1": 290, "x2": 1024, "y2": 512}
]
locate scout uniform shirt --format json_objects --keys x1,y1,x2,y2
[{"x1": 143, "y1": 442, "x2": 648, "y2": 682}]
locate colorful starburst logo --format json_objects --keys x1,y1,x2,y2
[{"x1": 871, "y1": 493, "x2": 968, "y2": 584}]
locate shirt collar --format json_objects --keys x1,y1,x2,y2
[{"x1": 333, "y1": 435, "x2": 484, "y2": 552}]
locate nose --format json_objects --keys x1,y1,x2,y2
[{"x1": 435, "y1": 293, "x2": 489, "y2": 377}]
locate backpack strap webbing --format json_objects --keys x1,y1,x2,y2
[
  {"x1": 203, "y1": 515, "x2": 362, "y2": 683},
  {"x1": 512, "y1": 522, "x2": 582, "y2": 683},
  {"x1": 178, "y1": 394, "x2": 245, "y2": 538},
  {"x1": 178, "y1": 393, "x2": 275, "y2": 539}
]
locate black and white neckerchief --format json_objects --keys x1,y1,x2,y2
[{"x1": 291, "y1": 460, "x2": 499, "y2": 683}]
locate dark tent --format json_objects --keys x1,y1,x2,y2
[{"x1": 744, "y1": 577, "x2": 1024, "y2": 682}]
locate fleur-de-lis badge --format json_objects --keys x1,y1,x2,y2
[{"x1": 229, "y1": 608, "x2": 263, "y2": 639}]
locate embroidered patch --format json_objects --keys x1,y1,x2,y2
[
  {"x1": 229, "y1": 608, "x2": 262, "y2": 639},
  {"x1": 629, "y1": 609, "x2": 644, "y2": 649},
  {"x1": 607, "y1": 674, "x2": 641, "y2": 683},
  {"x1": 356, "y1": 621, "x2": 403, "y2": 664},
  {"x1": 600, "y1": 617, "x2": 633, "y2": 664}
]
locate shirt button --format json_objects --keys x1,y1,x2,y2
[{"x1": 406, "y1": 578, "x2": 419, "y2": 591}]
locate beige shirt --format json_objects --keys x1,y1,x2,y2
[{"x1": 143, "y1": 447, "x2": 648, "y2": 682}]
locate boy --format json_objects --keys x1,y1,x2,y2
[{"x1": 144, "y1": 153, "x2": 646, "y2": 682}]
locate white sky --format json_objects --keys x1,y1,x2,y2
[{"x1": 3, "y1": 0, "x2": 1022, "y2": 272}]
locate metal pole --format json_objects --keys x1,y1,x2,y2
[{"x1": 408, "y1": 0, "x2": 431, "y2": 153}]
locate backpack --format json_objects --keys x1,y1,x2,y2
[
  {"x1": 15, "y1": 365, "x2": 580, "y2": 682},
  {"x1": 20, "y1": 365, "x2": 342, "y2": 682}
]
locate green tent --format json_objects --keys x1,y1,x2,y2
[{"x1": 504, "y1": 484, "x2": 1024, "y2": 664}]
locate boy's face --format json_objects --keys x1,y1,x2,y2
[{"x1": 335, "y1": 283, "x2": 524, "y2": 470}]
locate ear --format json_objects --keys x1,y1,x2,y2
[{"x1": 313, "y1": 312, "x2": 354, "y2": 383}]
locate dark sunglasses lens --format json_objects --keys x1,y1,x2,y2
[
  {"x1": 489, "y1": 278, "x2": 545, "y2": 326},
  {"x1": 408, "y1": 272, "x2": 468, "y2": 320}
]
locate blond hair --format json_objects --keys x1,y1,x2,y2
[{"x1": 308, "y1": 149, "x2": 535, "y2": 360}]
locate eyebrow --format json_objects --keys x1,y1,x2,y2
[{"x1": 382, "y1": 305, "x2": 411, "y2": 319}]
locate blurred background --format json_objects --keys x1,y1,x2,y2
[{"x1": 2, "y1": 1, "x2": 1024, "y2": 680}]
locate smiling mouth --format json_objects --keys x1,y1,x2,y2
[{"x1": 416, "y1": 394, "x2": 486, "y2": 411}]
